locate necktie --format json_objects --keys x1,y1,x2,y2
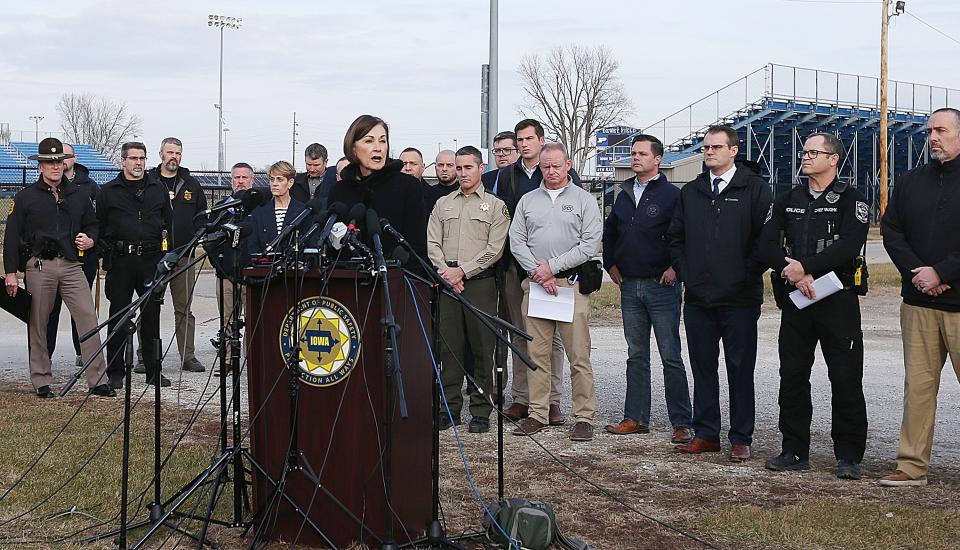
[{"x1": 712, "y1": 177, "x2": 722, "y2": 198}]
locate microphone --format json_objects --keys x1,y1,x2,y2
[
  {"x1": 342, "y1": 203, "x2": 373, "y2": 258},
  {"x1": 199, "y1": 188, "x2": 268, "y2": 217},
  {"x1": 380, "y1": 217, "x2": 407, "y2": 245},
  {"x1": 265, "y1": 196, "x2": 326, "y2": 253},
  {"x1": 366, "y1": 207, "x2": 387, "y2": 274},
  {"x1": 298, "y1": 201, "x2": 346, "y2": 249},
  {"x1": 328, "y1": 222, "x2": 348, "y2": 250}
]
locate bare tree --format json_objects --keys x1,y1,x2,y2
[
  {"x1": 518, "y1": 44, "x2": 633, "y2": 175},
  {"x1": 56, "y1": 93, "x2": 142, "y2": 163}
]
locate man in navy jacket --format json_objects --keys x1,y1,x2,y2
[
  {"x1": 667, "y1": 125, "x2": 772, "y2": 462},
  {"x1": 602, "y1": 135, "x2": 693, "y2": 444}
]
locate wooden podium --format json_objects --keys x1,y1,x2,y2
[{"x1": 245, "y1": 267, "x2": 433, "y2": 547}]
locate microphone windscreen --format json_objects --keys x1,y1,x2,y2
[
  {"x1": 240, "y1": 188, "x2": 269, "y2": 212},
  {"x1": 348, "y1": 203, "x2": 366, "y2": 224},
  {"x1": 365, "y1": 208, "x2": 381, "y2": 236},
  {"x1": 330, "y1": 201, "x2": 348, "y2": 220},
  {"x1": 328, "y1": 222, "x2": 347, "y2": 249}
]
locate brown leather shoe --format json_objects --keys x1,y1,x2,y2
[
  {"x1": 512, "y1": 417, "x2": 547, "y2": 436},
  {"x1": 604, "y1": 419, "x2": 649, "y2": 435},
  {"x1": 570, "y1": 421, "x2": 594, "y2": 441},
  {"x1": 729, "y1": 444, "x2": 752, "y2": 462},
  {"x1": 548, "y1": 404, "x2": 566, "y2": 426},
  {"x1": 878, "y1": 469, "x2": 928, "y2": 487},
  {"x1": 674, "y1": 437, "x2": 721, "y2": 454},
  {"x1": 670, "y1": 426, "x2": 694, "y2": 444},
  {"x1": 503, "y1": 403, "x2": 529, "y2": 421}
]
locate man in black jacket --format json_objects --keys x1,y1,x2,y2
[
  {"x1": 879, "y1": 108, "x2": 960, "y2": 487},
  {"x1": 482, "y1": 131, "x2": 519, "y2": 193},
  {"x1": 46, "y1": 144, "x2": 102, "y2": 364},
  {"x1": 98, "y1": 142, "x2": 173, "y2": 388},
  {"x1": 291, "y1": 142, "x2": 337, "y2": 208},
  {"x1": 667, "y1": 125, "x2": 772, "y2": 462},
  {"x1": 139, "y1": 137, "x2": 208, "y2": 374},
  {"x1": 602, "y1": 135, "x2": 692, "y2": 444},
  {"x1": 759, "y1": 132, "x2": 869, "y2": 480}
]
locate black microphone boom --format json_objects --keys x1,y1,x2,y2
[
  {"x1": 198, "y1": 188, "x2": 269, "y2": 218},
  {"x1": 366, "y1": 208, "x2": 387, "y2": 274},
  {"x1": 297, "y1": 202, "x2": 346, "y2": 249},
  {"x1": 264, "y1": 197, "x2": 326, "y2": 253}
]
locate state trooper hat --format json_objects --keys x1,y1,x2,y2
[{"x1": 28, "y1": 137, "x2": 75, "y2": 162}]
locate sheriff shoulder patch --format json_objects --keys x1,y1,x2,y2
[{"x1": 855, "y1": 201, "x2": 868, "y2": 224}]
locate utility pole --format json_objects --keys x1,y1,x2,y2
[
  {"x1": 879, "y1": 0, "x2": 890, "y2": 219},
  {"x1": 879, "y1": 0, "x2": 905, "y2": 219},
  {"x1": 488, "y1": 0, "x2": 498, "y2": 155},
  {"x1": 292, "y1": 112, "x2": 299, "y2": 168},
  {"x1": 29, "y1": 115, "x2": 44, "y2": 143}
]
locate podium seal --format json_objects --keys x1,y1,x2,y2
[{"x1": 279, "y1": 296, "x2": 362, "y2": 387}]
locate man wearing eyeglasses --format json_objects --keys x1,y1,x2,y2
[
  {"x1": 3, "y1": 138, "x2": 114, "y2": 398},
  {"x1": 98, "y1": 142, "x2": 173, "y2": 389},
  {"x1": 759, "y1": 132, "x2": 869, "y2": 480},
  {"x1": 482, "y1": 131, "x2": 520, "y2": 193},
  {"x1": 667, "y1": 125, "x2": 772, "y2": 462}
]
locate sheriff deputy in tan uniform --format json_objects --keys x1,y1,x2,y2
[
  {"x1": 427, "y1": 145, "x2": 510, "y2": 433},
  {"x1": 3, "y1": 138, "x2": 114, "y2": 398}
]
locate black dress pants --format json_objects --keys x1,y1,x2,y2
[
  {"x1": 777, "y1": 289, "x2": 867, "y2": 462},
  {"x1": 104, "y1": 254, "x2": 162, "y2": 383}
]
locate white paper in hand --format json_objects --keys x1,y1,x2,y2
[
  {"x1": 527, "y1": 284, "x2": 575, "y2": 322},
  {"x1": 789, "y1": 271, "x2": 844, "y2": 310}
]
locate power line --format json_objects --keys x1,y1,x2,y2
[{"x1": 904, "y1": 10, "x2": 960, "y2": 47}]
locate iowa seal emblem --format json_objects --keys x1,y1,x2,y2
[{"x1": 279, "y1": 296, "x2": 361, "y2": 387}]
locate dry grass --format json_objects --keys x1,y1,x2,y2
[
  {"x1": 0, "y1": 387, "x2": 233, "y2": 548},
  {"x1": 698, "y1": 501, "x2": 960, "y2": 549}
]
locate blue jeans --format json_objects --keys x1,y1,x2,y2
[{"x1": 620, "y1": 277, "x2": 692, "y2": 428}]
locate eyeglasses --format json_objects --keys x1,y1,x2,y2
[
  {"x1": 701, "y1": 144, "x2": 728, "y2": 152},
  {"x1": 798, "y1": 150, "x2": 837, "y2": 159},
  {"x1": 124, "y1": 156, "x2": 147, "y2": 162},
  {"x1": 493, "y1": 147, "x2": 517, "y2": 155}
]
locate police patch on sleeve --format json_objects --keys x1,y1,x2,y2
[
  {"x1": 764, "y1": 203, "x2": 773, "y2": 224},
  {"x1": 502, "y1": 205, "x2": 510, "y2": 219},
  {"x1": 855, "y1": 201, "x2": 868, "y2": 224},
  {"x1": 7, "y1": 200, "x2": 13, "y2": 216}
]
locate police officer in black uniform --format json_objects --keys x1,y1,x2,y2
[
  {"x1": 98, "y1": 142, "x2": 173, "y2": 388},
  {"x1": 759, "y1": 132, "x2": 869, "y2": 480},
  {"x1": 46, "y1": 143, "x2": 101, "y2": 364},
  {"x1": 4, "y1": 138, "x2": 113, "y2": 397}
]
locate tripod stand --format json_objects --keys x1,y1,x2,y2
[{"x1": 76, "y1": 244, "x2": 216, "y2": 549}]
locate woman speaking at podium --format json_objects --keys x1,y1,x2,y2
[
  {"x1": 329, "y1": 115, "x2": 427, "y2": 263},
  {"x1": 246, "y1": 161, "x2": 307, "y2": 255}
]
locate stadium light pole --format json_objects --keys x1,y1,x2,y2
[
  {"x1": 29, "y1": 115, "x2": 44, "y2": 143},
  {"x1": 208, "y1": 14, "x2": 241, "y2": 186}
]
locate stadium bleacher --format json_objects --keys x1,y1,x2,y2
[{"x1": 9, "y1": 142, "x2": 116, "y2": 169}]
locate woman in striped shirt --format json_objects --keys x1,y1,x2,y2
[{"x1": 246, "y1": 161, "x2": 306, "y2": 255}]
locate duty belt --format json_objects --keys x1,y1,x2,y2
[
  {"x1": 115, "y1": 240, "x2": 162, "y2": 256},
  {"x1": 446, "y1": 261, "x2": 494, "y2": 280}
]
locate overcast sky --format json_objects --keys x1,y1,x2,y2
[{"x1": 4, "y1": 0, "x2": 959, "y2": 172}]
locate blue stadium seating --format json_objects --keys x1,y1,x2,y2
[{"x1": 9, "y1": 142, "x2": 116, "y2": 169}]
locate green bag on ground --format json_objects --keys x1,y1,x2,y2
[{"x1": 484, "y1": 498, "x2": 595, "y2": 550}]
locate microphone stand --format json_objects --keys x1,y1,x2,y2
[
  {"x1": 365, "y1": 212, "x2": 407, "y2": 550},
  {"x1": 385, "y1": 223, "x2": 535, "y2": 548}
]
